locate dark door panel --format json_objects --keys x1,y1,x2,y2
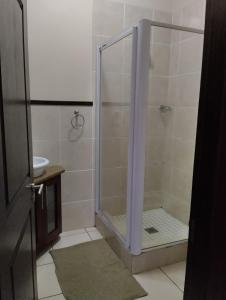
[
  {"x1": 0, "y1": 0, "x2": 37, "y2": 299},
  {"x1": 184, "y1": 0, "x2": 226, "y2": 299},
  {"x1": 12, "y1": 215, "x2": 35, "y2": 300},
  {"x1": 1, "y1": 0, "x2": 30, "y2": 203}
]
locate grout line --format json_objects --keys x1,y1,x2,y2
[
  {"x1": 86, "y1": 230, "x2": 93, "y2": 240},
  {"x1": 37, "y1": 262, "x2": 54, "y2": 267},
  {"x1": 63, "y1": 169, "x2": 95, "y2": 173},
  {"x1": 159, "y1": 267, "x2": 184, "y2": 293},
  {"x1": 39, "y1": 292, "x2": 63, "y2": 299}
]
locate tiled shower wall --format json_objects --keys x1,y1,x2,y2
[
  {"x1": 161, "y1": 0, "x2": 206, "y2": 224},
  {"x1": 93, "y1": 0, "x2": 176, "y2": 218},
  {"x1": 145, "y1": 0, "x2": 206, "y2": 224},
  {"x1": 94, "y1": 0, "x2": 206, "y2": 225}
]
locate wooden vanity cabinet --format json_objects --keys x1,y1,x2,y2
[{"x1": 34, "y1": 167, "x2": 64, "y2": 256}]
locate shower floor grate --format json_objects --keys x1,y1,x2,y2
[{"x1": 110, "y1": 208, "x2": 189, "y2": 250}]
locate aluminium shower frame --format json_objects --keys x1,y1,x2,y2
[{"x1": 95, "y1": 19, "x2": 204, "y2": 255}]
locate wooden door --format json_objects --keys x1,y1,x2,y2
[
  {"x1": 0, "y1": 0, "x2": 37, "y2": 299},
  {"x1": 184, "y1": 0, "x2": 226, "y2": 299}
]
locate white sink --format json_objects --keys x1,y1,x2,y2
[{"x1": 33, "y1": 156, "x2": 50, "y2": 178}]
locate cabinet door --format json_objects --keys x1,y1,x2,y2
[
  {"x1": 35, "y1": 190, "x2": 45, "y2": 255},
  {"x1": 35, "y1": 176, "x2": 62, "y2": 255},
  {"x1": 44, "y1": 176, "x2": 62, "y2": 248}
]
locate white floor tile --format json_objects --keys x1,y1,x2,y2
[
  {"x1": 40, "y1": 294, "x2": 65, "y2": 300},
  {"x1": 37, "y1": 251, "x2": 53, "y2": 266},
  {"x1": 37, "y1": 264, "x2": 61, "y2": 299},
  {"x1": 53, "y1": 232, "x2": 91, "y2": 250},
  {"x1": 60, "y1": 228, "x2": 86, "y2": 237},
  {"x1": 86, "y1": 226, "x2": 97, "y2": 232},
  {"x1": 134, "y1": 269, "x2": 183, "y2": 300},
  {"x1": 161, "y1": 261, "x2": 186, "y2": 291},
  {"x1": 88, "y1": 229, "x2": 103, "y2": 240}
]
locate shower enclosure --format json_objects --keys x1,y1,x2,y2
[{"x1": 96, "y1": 19, "x2": 204, "y2": 256}]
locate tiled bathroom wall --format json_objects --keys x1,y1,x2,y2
[
  {"x1": 31, "y1": 106, "x2": 95, "y2": 230},
  {"x1": 28, "y1": 0, "x2": 95, "y2": 230},
  {"x1": 30, "y1": 0, "x2": 206, "y2": 230}
]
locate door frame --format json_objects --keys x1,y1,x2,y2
[{"x1": 184, "y1": 0, "x2": 226, "y2": 299}]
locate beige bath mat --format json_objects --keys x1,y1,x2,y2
[{"x1": 50, "y1": 239, "x2": 147, "y2": 300}]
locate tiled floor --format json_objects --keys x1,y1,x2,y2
[{"x1": 37, "y1": 228, "x2": 186, "y2": 300}]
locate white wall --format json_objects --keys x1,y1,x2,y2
[
  {"x1": 27, "y1": 0, "x2": 93, "y2": 101},
  {"x1": 28, "y1": 0, "x2": 95, "y2": 231}
]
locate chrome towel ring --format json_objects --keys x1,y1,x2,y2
[{"x1": 71, "y1": 110, "x2": 85, "y2": 129}]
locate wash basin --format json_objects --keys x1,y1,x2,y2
[{"x1": 33, "y1": 156, "x2": 50, "y2": 178}]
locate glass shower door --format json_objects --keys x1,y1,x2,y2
[
  {"x1": 96, "y1": 20, "x2": 151, "y2": 255},
  {"x1": 97, "y1": 30, "x2": 135, "y2": 245}
]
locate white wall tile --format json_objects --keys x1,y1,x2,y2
[
  {"x1": 147, "y1": 107, "x2": 172, "y2": 137},
  {"x1": 102, "y1": 106, "x2": 129, "y2": 138},
  {"x1": 102, "y1": 40, "x2": 124, "y2": 73},
  {"x1": 152, "y1": 27, "x2": 172, "y2": 44},
  {"x1": 146, "y1": 137, "x2": 165, "y2": 164},
  {"x1": 101, "y1": 139, "x2": 121, "y2": 168},
  {"x1": 168, "y1": 73, "x2": 201, "y2": 106},
  {"x1": 170, "y1": 167, "x2": 193, "y2": 201},
  {"x1": 153, "y1": 10, "x2": 173, "y2": 23},
  {"x1": 145, "y1": 164, "x2": 163, "y2": 192},
  {"x1": 150, "y1": 44, "x2": 171, "y2": 76},
  {"x1": 169, "y1": 44, "x2": 180, "y2": 75},
  {"x1": 102, "y1": 72, "x2": 122, "y2": 102},
  {"x1": 148, "y1": 76, "x2": 169, "y2": 105},
  {"x1": 60, "y1": 139, "x2": 93, "y2": 171},
  {"x1": 33, "y1": 140, "x2": 60, "y2": 165},
  {"x1": 101, "y1": 196, "x2": 126, "y2": 215},
  {"x1": 144, "y1": 191, "x2": 163, "y2": 211},
  {"x1": 93, "y1": 0, "x2": 124, "y2": 35},
  {"x1": 171, "y1": 138, "x2": 195, "y2": 173},
  {"x1": 173, "y1": 107, "x2": 198, "y2": 141},
  {"x1": 60, "y1": 106, "x2": 93, "y2": 140},
  {"x1": 31, "y1": 106, "x2": 60, "y2": 141},
  {"x1": 163, "y1": 193, "x2": 191, "y2": 224},
  {"x1": 101, "y1": 167, "x2": 123, "y2": 197},
  {"x1": 124, "y1": 4, "x2": 153, "y2": 28},
  {"x1": 62, "y1": 200, "x2": 95, "y2": 231},
  {"x1": 62, "y1": 171, "x2": 93, "y2": 203},
  {"x1": 178, "y1": 36, "x2": 204, "y2": 74},
  {"x1": 181, "y1": 0, "x2": 205, "y2": 29}
]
